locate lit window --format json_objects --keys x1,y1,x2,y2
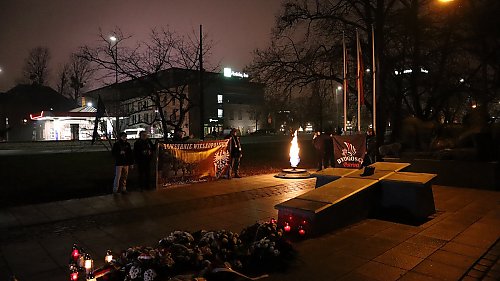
[
  {"x1": 217, "y1": 94, "x2": 223, "y2": 104},
  {"x1": 218, "y1": 109, "x2": 223, "y2": 118}
]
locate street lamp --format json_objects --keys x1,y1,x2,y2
[
  {"x1": 336, "y1": 85, "x2": 343, "y2": 128},
  {"x1": 109, "y1": 36, "x2": 118, "y2": 84},
  {"x1": 110, "y1": 35, "x2": 119, "y2": 137}
]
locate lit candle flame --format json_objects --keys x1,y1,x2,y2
[{"x1": 289, "y1": 130, "x2": 300, "y2": 168}]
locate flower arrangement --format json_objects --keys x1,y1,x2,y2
[{"x1": 69, "y1": 219, "x2": 296, "y2": 281}]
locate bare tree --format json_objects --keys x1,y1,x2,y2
[
  {"x1": 248, "y1": 0, "x2": 490, "y2": 143},
  {"x1": 23, "y1": 46, "x2": 51, "y2": 85},
  {"x1": 56, "y1": 63, "x2": 71, "y2": 97},
  {"x1": 67, "y1": 53, "x2": 93, "y2": 104},
  {"x1": 81, "y1": 27, "x2": 214, "y2": 140}
]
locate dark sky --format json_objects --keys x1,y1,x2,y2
[{"x1": 0, "y1": 0, "x2": 282, "y2": 92}]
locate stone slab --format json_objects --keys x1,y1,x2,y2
[
  {"x1": 312, "y1": 168, "x2": 358, "y2": 188},
  {"x1": 380, "y1": 172, "x2": 437, "y2": 219},
  {"x1": 345, "y1": 169, "x2": 395, "y2": 181},
  {"x1": 275, "y1": 198, "x2": 331, "y2": 214},
  {"x1": 368, "y1": 162, "x2": 411, "y2": 171},
  {"x1": 382, "y1": 172, "x2": 437, "y2": 184},
  {"x1": 297, "y1": 177, "x2": 379, "y2": 205}
]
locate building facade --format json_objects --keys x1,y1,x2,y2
[{"x1": 84, "y1": 68, "x2": 265, "y2": 139}]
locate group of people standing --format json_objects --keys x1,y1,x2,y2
[
  {"x1": 312, "y1": 128, "x2": 377, "y2": 171},
  {"x1": 112, "y1": 131, "x2": 155, "y2": 194},
  {"x1": 111, "y1": 128, "x2": 244, "y2": 193},
  {"x1": 312, "y1": 130, "x2": 336, "y2": 171}
]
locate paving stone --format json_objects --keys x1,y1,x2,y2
[
  {"x1": 484, "y1": 253, "x2": 498, "y2": 261},
  {"x1": 419, "y1": 220, "x2": 469, "y2": 241},
  {"x1": 453, "y1": 222, "x2": 500, "y2": 249},
  {"x1": 467, "y1": 268, "x2": 484, "y2": 278},
  {"x1": 406, "y1": 235, "x2": 447, "y2": 249},
  {"x1": 354, "y1": 261, "x2": 406, "y2": 281},
  {"x1": 460, "y1": 276, "x2": 479, "y2": 281},
  {"x1": 337, "y1": 271, "x2": 380, "y2": 281},
  {"x1": 38, "y1": 234, "x2": 79, "y2": 268},
  {"x1": 374, "y1": 225, "x2": 419, "y2": 244},
  {"x1": 441, "y1": 241, "x2": 486, "y2": 259},
  {"x1": 348, "y1": 219, "x2": 394, "y2": 236},
  {"x1": 413, "y1": 259, "x2": 466, "y2": 280},
  {"x1": 1, "y1": 240, "x2": 60, "y2": 278},
  {"x1": 374, "y1": 250, "x2": 423, "y2": 270},
  {"x1": 0, "y1": 211, "x2": 19, "y2": 228},
  {"x1": 427, "y1": 249, "x2": 475, "y2": 270},
  {"x1": 478, "y1": 258, "x2": 495, "y2": 267},
  {"x1": 486, "y1": 268, "x2": 500, "y2": 279},
  {"x1": 397, "y1": 271, "x2": 442, "y2": 281},
  {"x1": 390, "y1": 241, "x2": 438, "y2": 259},
  {"x1": 473, "y1": 263, "x2": 488, "y2": 272},
  {"x1": 338, "y1": 236, "x2": 399, "y2": 260}
]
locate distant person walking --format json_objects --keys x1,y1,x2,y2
[
  {"x1": 134, "y1": 131, "x2": 155, "y2": 191},
  {"x1": 112, "y1": 132, "x2": 134, "y2": 194},
  {"x1": 226, "y1": 128, "x2": 242, "y2": 178}
]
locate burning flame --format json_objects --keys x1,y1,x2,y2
[{"x1": 289, "y1": 130, "x2": 300, "y2": 168}]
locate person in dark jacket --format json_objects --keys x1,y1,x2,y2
[
  {"x1": 313, "y1": 130, "x2": 331, "y2": 171},
  {"x1": 112, "y1": 132, "x2": 134, "y2": 194},
  {"x1": 226, "y1": 128, "x2": 242, "y2": 178},
  {"x1": 134, "y1": 131, "x2": 155, "y2": 191},
  {"x1": 364, "y1": 128, "x2": 377, "y2": 166}
]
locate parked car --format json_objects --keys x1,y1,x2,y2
[{"x1": 124, "y1": 128, "x2": 146, "y2": 139}]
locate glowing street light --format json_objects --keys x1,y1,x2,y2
[
  {"x1": 438, "y1": 0, "x2": 455, "y2": 3},
  {"x1": 109, "y1": 35, "x2": 119, "y2": 84},
  {"x1": 109, "y1": 34, "x2": 120, "y2": 137}
]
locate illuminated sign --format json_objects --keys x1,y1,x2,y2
[
  {"x1": 30, "y1": 111, "x2": 44, "y2": 120},
  {"x1": 223, "y1": 67, "x2": 249, "y2": 78}
]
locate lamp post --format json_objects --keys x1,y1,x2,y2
[
  {"x1": 110, "y1": 36, "x2": 119, "y2": 136},
  {"x1": 336, "y1": 85, "x2": 342, "y2": 130},
  {"x1": 109, "y1": 36, "x2": 118, "y2": 84}
]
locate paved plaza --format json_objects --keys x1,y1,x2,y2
[{"x1": 0, "y1": 174, "x2": 499, "y2": 280}]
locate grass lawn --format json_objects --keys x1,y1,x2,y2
[{"x1": 0, "y1": 139, "x2": 317, "y2": 207}]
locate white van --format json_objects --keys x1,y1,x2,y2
[{"x1": 124, "y1": 128, "x2": 146, "y2": 139}]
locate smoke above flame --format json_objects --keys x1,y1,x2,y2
[{"x1": 289, "y1": 130, "x2": 300, "y2": 168}]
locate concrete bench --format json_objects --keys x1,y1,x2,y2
[
  {"x1": 275, "y1": 177, "x2": 378, "y2": 235},
  {"x1": 380, "y1": 172, "x2": 437, "y2": 220},
  {"x1": 311, "y1": 168, "x2": 358, "y2": 188},
  {"x1": 344, "y1": 169, "x2": 395, "y2": 181},
  {"x1": 368, "y1": 162, "x2": 410, "y2": 172}
]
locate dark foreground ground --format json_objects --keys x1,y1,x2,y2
[{"x1": 0, "y1": 174, "x2": 499, "y2": 280}]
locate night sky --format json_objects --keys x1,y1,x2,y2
[{"x1": 0, "y1": 0, "x2": 282, "y2": 92}]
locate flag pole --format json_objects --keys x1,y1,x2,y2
[
  {"x1": 356, "y1": 29, "x2": 361, "y2": 132},
  {"x1": 372, "y1": 24, "x2": 377, "y2": 135},
  {"x1": 343, "y1": 31, "x2": 347, "y2": 134}
]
